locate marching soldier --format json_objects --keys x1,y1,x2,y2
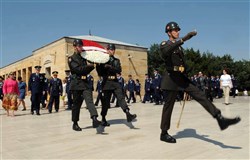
[
  {"x1": 68, "y1": 39, "x2": 101, "y2": 131},
  {"x1": 47, "y1": 71, "x2": 63, "y2": 113},
  {"x1": 159, "y1": 21, "x2": 241, "y2": 143},
  {"x1": 96, "y1": 43, "x2": 137, "y2": 127},
  {"x1": 28, "y1": 66, "x2": 46, "y2": 115}
]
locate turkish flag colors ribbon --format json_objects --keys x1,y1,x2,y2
[{"x1": 81, "y1": 39, "x2": 109, "y2": 64}]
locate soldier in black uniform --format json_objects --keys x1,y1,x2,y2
[
  {"x1": 47, "y1": 71, "x2": 63, "y2": 113},
  {"x1": 28, "y1": 66, "x2": 46, "y2": 115},
  {"x1": 96, "y1": 44, "x2": 137, "y2": 127},
  {"x1": 68, "y1": 39, "x2": 101, "y2": 131},
  {"x1": 159, "y1": 21, "x2": 241, "y2": 143}
]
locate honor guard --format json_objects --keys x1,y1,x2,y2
[
  {"x1": 159, "y1": 21, "x2": 241, "y2": 143},
  {"x1": 28, "y1": 66, "x2": 46, "y2": 115},
  {"x1": 96, "y1": 43, "x2": 137, "y2": 127},
  {"x1": 68, "y1": 39, "x2": 101, "y2": 131},
  {"x1": 47, "y1": 71, "x2": 63, "y2": 113}
]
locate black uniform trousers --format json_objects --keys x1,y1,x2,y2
[
  {"x1": 101, "y1": 83, "x2": 128, "y2": 117},
  {"x1": 161, "y1": 82, "x2": 221, "y2": 131},
  {"x1": 31, "y1": 92, "x2": 42, "y2": 113},
  {"x1": 48, "y1": 95, "x2": 60, "y2": 111},
  {"x1": 71, "y1": 89, "x2": 98, "y2": 122}
]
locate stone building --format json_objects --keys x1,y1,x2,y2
[{"x1": 0, "y1": 35, "x2": 148, "y2": 97}]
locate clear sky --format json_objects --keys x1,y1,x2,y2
[{"x1": 0, "y1": 0, "x2": 249, "y2": 67}]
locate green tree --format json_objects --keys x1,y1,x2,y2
[
  {"x1": 147, "y1": 43, "x2": 164, "y2": 76},
  {"x1": 147, "y1": 44, "x2": 250, "y2": 90}
]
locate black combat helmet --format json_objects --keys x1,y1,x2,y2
[
  {"x1": 107, "y1": 44, "x2": 116, "y2": 50},
  {"x1": 73, "y1": 39, "x2": 83, "y2": 46},
  {"x1": 165, "y1": 22, "x2": 181, "y2": 33}
]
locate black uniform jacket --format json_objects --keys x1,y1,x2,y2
[
  {"x1": 96, "y1": 56, "x2": 121, "y2": 90},
  {"x1": 160, "y1": 40, "x2": 191, "y2": 91},
  {"x1": 68, "y1": 53, "x2": 94, "y2": 91}
]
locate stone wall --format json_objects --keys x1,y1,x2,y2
[{"x1": 0, "y1": 37, "x2": 148, "y2": 99}]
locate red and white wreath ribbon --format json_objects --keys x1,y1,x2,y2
[{"x1": 81, "y1": 39, "x2": 109, "y2": 63}]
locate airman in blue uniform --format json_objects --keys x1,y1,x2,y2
[
  {"x1": 65, "y1": 70, "x2": 73, "y2": 110},
  {"x1": 127, "y1": 74, "x2": 136, "y2": 103},
  {"x1": 47, "y1": 71, "x2": 63, "y2": 113},
  {"x1": 142, "y1": 74, "x2": 152, "y2": 103},
  {"x1": 87, "y1": 74, "x2": 94, "y2": 92},
  {"x1": 153, "y1": 69, "x2": 162, "y2": 105},
  {"x1": 94, "y1": 76, "x2": 103, "y2": 106},
  {"x1": 28, "y1": 66, "x2": 46, "y2": 115}
]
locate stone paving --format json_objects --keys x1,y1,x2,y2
[{"x1": 0, "y1": 96, "x2": 249, "y2": 160}]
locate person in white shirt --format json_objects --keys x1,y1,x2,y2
[
  {"x1": 243, "y1": 89, "x2": 248, "y2": 96},
  {"x1": 220, "y1": 69, "x2": 233, "y2": 105}
]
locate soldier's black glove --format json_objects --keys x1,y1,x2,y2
[{"x1": 182, "y1": 31, "x2": 197, "y2": 42}]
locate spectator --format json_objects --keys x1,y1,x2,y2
[
  {"x1": 220, "y1": 69, "x2": 233, "y2": 105},
  {"x1": 2, "y1": 72, "x2": 19, "y2": 116},
  {"x1": 17, "y1": 76, "x2": 27, "y2": 111},
  {"x1": 243, "y1": 89, "x2": 248, "y2": 96}
]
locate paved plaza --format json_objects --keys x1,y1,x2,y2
[{"x1": 0, "y1": 96, "x2": 249, "y2": 160}]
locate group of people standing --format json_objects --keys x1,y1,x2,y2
[
  {"x1": 1, "y1": 21, "x2": 241, "y2": 144},
  {"x1": 190, "y1": 69, "x2": 236, "y2": 105}
]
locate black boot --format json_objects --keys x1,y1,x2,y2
[
  {"x1": 101, "y1": 117, "x2": 110, "y2": 127},
  {"x1": 73, "y1": 122, "x2": 82, "y2": 131},
  {"x1": 126, "y1": 112, "x2": 137, "y2": 122},
  {"x1": 92, "y1": 116, "x2": 101, "y2": 128},
  {"x1": 216, "y1": 114, "x2": 241, "y2": 130},
  {"x1": 160, "y1": 133, "x2": 176, "y2": 143}
]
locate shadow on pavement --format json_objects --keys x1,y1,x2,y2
[{"x1": 173, "y1": 128, "x2": 242, "y2": 149}]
